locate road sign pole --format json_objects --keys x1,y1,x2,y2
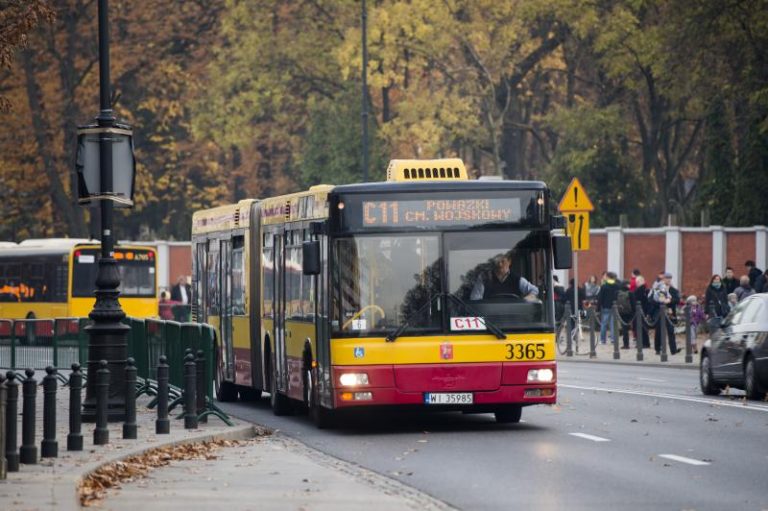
[{"x1": 573, "y1": 251, "x2": 581, "y2": 347}]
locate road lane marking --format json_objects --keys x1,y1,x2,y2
[
  {"x1": 636, "y1": 377, "x2": 666, "y2": 383},
  {"x1": 569, "y1": 433, "x2": 610, "y2": 442},
  {"x1": 658, "y1": 454, "x2": 710, "y2": 466},
  {"x1": 560, "y1": 384, "x2": 768, "y2": 413}
]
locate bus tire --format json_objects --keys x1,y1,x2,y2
[
  {"x1": 305, "y1": 365, "x2": 334, "y2": 429},
  {"x1": 269, "y1": 357, "x2": 293, "y2": 416},
  {"x1": 494, "y1": 405, "x2": 522, "y2": 424},
  {"x1": 214, "y1": 346, "x2": 238, "y2": 402},
  {"x1": 238, "y1": 387, "x2": 263, "y2": 402}
]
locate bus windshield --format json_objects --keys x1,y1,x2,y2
[
  {"x1": 447, "y1": 230, "x2": 549, "y2": 330},
  {"x1": 331, "y1": 230, "x2": 550, "y2": 336}
]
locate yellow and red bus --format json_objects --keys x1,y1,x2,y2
[
  {"x1": 0, "y1": 239, "x2": 159, "y2": 321},
  {"x1": 192, "y1": 159, "x2": 571, "y2": 426}
]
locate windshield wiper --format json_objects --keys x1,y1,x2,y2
[
  {"x1": 445, "y1": 293, "x2": 507, "y2": 340},
  {"x1": 385, "y1": 294, "x2": 441, "y2": 342}
]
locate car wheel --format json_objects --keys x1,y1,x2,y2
[
  {"x1": 494, "y1": 405, "x2": 522, "y2": 424},
  {"x1": 700, "y1": 353, "x2": 721, "y2": 396},
  {"x1": 744, "y1": 356, "x2": 766, "y2": 401},
  {"x1": 269, "y1": 357, "x2": 293, "y2": 416}
]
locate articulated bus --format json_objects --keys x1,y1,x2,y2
[
  {"x1": 0, "y1": 239, "x2": 158, "y2": 322},
  {"x1": 191, "y1": 158, "x2": 572, "y2": 426}
]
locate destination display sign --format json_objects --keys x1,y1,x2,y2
[{"x1": 360, "y1": 198, "x2": 522, "y2": 228}]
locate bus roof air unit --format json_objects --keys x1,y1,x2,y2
[{"x1": 386, "y1": 158, "x2": 469, "y2": 182}]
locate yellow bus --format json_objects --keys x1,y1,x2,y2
[
  {"x1": 192, "y1": 159, "x2": 571, "y2": 426},
  {"x1": 0, "y1": 239, "x2": 159, "y2": 321}
]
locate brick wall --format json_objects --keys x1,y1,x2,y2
[
  {"x1": 624, "y1": 234, "x2": 665, "y2": 282},
  {"x1": 726, "y1": 233, "x2": 757, "y2": 278},
  {"x1": 577, "y1": 233, "x2": 606, "y2": 283},
  {"x1": 682, "y1": 232, "x2": 712, "y2": 298},
  {"x1": 169, "y1": 245, "x2": 192, "y2": 285}
]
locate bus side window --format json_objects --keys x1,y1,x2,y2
[{"x1": 262, "y1": 233, "x2": 274, "y2": 318}]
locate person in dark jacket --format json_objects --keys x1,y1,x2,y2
[
  {"x1": 596, "y1": 271, "x2": 620, "y2": 344},
  {"x1": 631, "y1": 275, "x2": 650, "y2": 348},
  {"x1": 650, "y1": 272, "x2": 681, "y2": 354},
  {"x1": 722, "y1": 267, "x2": 739, "y2": 294},
  {"x1": 755, "y1": 272, "x2": 768, "y2": 294},
  {"x1": 705, "y1": 274, "x2": 729, "y2": 319},
  {"x1": 616, "y1": 280, "x2": 634, "y2": 349},
  {"x1": 745, "y1": 260, "x2": 763, "y2": 288}
]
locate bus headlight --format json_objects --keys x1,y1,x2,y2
[
  {"x1": 527, "y1": 368, "x2": 554, "y2": 383},
  {"x1": 339, "y1": 373, "x2": 369, "y2": 386}
]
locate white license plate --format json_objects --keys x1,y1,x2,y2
[{"x1": 424, "y1": 392, "x2": 474, "y2": 405}]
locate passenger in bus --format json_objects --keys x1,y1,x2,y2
[{"x1": 470, "y1": 253, "x2": 538, "y2": 301}]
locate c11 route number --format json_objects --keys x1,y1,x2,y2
[{"x1": 505, "y1": 342, "x2": 545, "y2": 360}]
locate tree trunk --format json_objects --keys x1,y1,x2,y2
[{"x1": 22, "y1": 49, "x2": 86, "y2": 237}]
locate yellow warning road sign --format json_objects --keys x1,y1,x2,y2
[
  {"x1": 566, "y1": 212, "x2": 590, "y2": 251},
  {"x1": 558, "y1": 177, "x2": 594, "y2": 213}
]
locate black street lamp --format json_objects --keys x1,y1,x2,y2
[
  {"x1": 361, "y1": 0, "x2": 369, "y2": 182},
  {"x1": 74, "y1": 0, "x2": 135, "y2": 422}
]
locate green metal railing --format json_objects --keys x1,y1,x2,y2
[{"x1": 0, "y1": 316, "x2": 231, "y2": 425}]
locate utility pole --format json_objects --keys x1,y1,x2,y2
[{"x1": 361, "y1": 0, "x2": 369, "y2": 182}]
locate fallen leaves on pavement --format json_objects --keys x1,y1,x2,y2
[{"x1": 79, "y1": 439, "x2": 243, "y2": 507}]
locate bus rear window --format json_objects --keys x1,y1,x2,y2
[{"x1": 72, "y1": 249, "x2": 156, "y2": 297}]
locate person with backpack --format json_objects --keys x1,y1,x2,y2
[{"x1": 616, "y1": 280, "x2": 634, "y2": 349}]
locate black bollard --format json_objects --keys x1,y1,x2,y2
[
  {"x1": 68, "y1": 363, "x2": 83, "y2": 451},
  {"x1": 684, "y1": 304, "x2": 693, "y2": 364},
  {"x1": 123, "y1": 358, "x2": 137, "y2": 439},
  {"x1": 588, "y1": 308, "x2": 597, "y2": 359},
  {"x1": 0, "y1": 373, "x2": 6, "y2": 480},
  {"x1": 612, "y1": 303, "x2": 620, "y2": 360},
  {"x1": 183, "y1": 353, "x2": 198, "y2": 430},
  {"x1": 156, "y1": 356, "x2": 170, "y2": 434},
  {"x1": 93, "y1": 360, "x2": 110, "y2": 445},
  {"x1": 20, "y1": 368, "x2": 37, "y2": 464},
  {"x1": 41, "y1": 366, "x2": 58, "y2": 458},
  {"x1": 659, "y1": 304, "x2": 668, "y2": 362},
  {"x1": 5, "y1": 371, "x2": 19, "y2": 472},
  {"x1": 635, "y1": 303, "x2": 644, "y2": 362},
  {"x1": 195, "y1": 350, "x2": 207, "y2": 424}
]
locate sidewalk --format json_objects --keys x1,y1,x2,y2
[
  {"x1": 0, "y1": 380, "x2": 452, "y2": 511},
  {"x1": 557, "y1": 335, "x2": 702, "y2": 370}
]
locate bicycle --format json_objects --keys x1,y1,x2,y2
[{"x1": 557, "y1": 310, "x2": 588, "y2": 355}]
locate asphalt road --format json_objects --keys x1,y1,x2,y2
[{"x1": 220, "y1": 362, "x2": 768, "y2": 511}]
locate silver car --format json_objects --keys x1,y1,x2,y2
[{"x1": 700, "y1": 293, "x2": 768, "y2": 399}]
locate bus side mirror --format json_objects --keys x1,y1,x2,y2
[
  {"x1": 302, "y1": 241, "x2": 321, "y2": 275},
  {"x1": 553, "y1": 236, "x2": 572, "y2": 269}
]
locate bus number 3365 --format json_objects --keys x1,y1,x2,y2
[{"x1": 505, "y1": 343, "x2": 545, "y2": 360}]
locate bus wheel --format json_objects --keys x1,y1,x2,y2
[
  {"x1": 238, "y1": 387, "x2": 263, "y2": 402},
  {"x1": 494, "y1": 405, "x2": 522, "y2": 424},
  {"x1": 214, "y1": 348, "x2": 238, "y2": 402},
  {"x1": 305, "y1": 366, "x2": 334, "y2": 429},
  {"x1": 269, "y1": 358, "x2": 293, "y2": 416}
]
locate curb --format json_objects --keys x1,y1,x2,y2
[
  {"x1": 558, "y1": 356, "x2": 699, "y2": 371},
  {"x1": 58, "y1": 424, "x2": 257, "y2": 511}
]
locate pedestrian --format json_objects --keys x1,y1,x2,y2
[
  {"x1": 584, "y1": 274, "x2": 600, "y2": 306},
  {"x1": 745, "y1": 260, "x2": 763, "y2": 288},
  {"x1": 755, "y1": 271, "x2": 768, "y2": 294},
  {"x1": 704, "y1": 274, "x2": 729, "y2": 319},
  {"x1": 553, "y1": 275, "x2": 566, "y2": 321},
  {"x1": 686, "y1": 295, "x2": 705, "y2": 354},
  {"x1": 727, "y1": 292, "x2": 738, "y2": 311},
  {"x1": 722, "y1": 267, "x2": 739, "y2": 294},
  {"x1": 596, "y1": 271, "x2": 620, "y2": 344},
  {"x1": 158, "y1": 291, "x2": 177, "y2": 320},
  {"x1": 734, "y1": 275, "x2": 755, "y2": 302},
  {"x1": 170, "y1": 275, "x2": 191, "y2": 305},
  {"x1": 650, "y1": 272, "x2": 681, "y2": 355},
  {"x1": 632, "y1": 275, "x2": 651, "y2": 348},
  {"x1": 629, "y1": 269, "x2": 641, "y2": 292},
  {"x1": 616, "y1": 280, "x2": 634, "y2": 349}
]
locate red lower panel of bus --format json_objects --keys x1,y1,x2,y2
[{"x1": 331, "y1": 362, "x2": 556, "y2": 408}]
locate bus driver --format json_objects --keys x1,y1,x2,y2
[{"x1": 470, "y1": 253, "x2": 539, "y2": 301}]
